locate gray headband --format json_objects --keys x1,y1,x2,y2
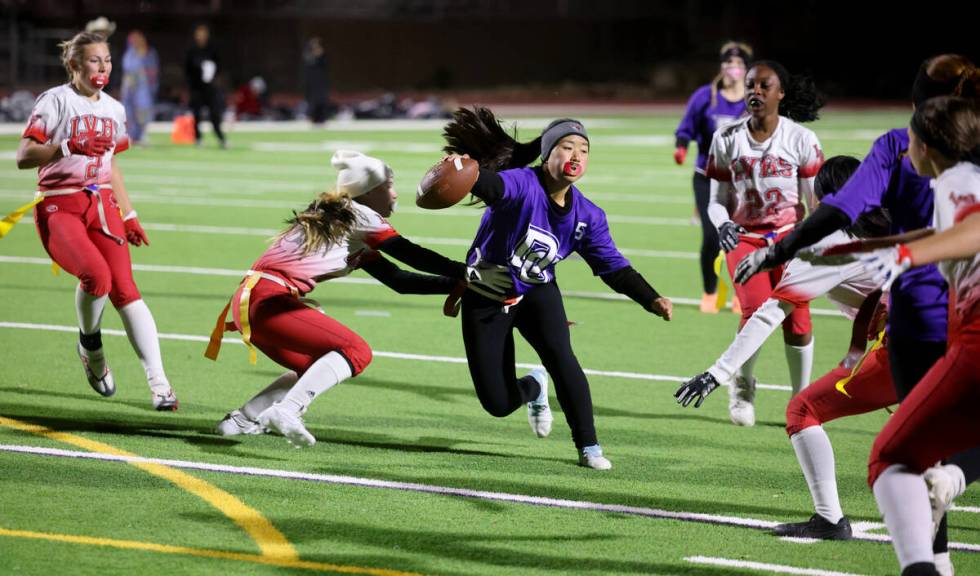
[{"x1": 540, "y1": 119, "x2": 589, "y2": 161}]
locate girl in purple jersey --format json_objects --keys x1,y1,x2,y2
[
  {"x1": 736, "y1": 54, "x2": 979, "y2": 573},
  {"x1": 440, "y1": 108, "x2": 672, "y2": 469},
  {"x1": 673, "y1": 41, "x2": 751, "y2": 313}
]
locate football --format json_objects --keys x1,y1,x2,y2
[{"x1": 416, "y1": 156, "x2": 479, "y2": 209}]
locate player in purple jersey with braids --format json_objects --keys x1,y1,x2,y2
[
  {"x1": 440, "y1": 108, "x2": 672, "y2": 469},
  {"x1": 674, "y1": 41, "x2": 751, "y2": 313},
  {"x1": 735, "y1": 54, "x2": 980, "y2": 575}
]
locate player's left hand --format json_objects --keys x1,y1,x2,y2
[
  {"x1": 861, "y1": 245, "x2": 913, "y2": 291},
  {"x1": 123, "y1": 211, "x2": 149, "y2": 246},
  {"x1": 734, "y1": 245, "x2": 776, "y2": 284},
  {"x1": 650, "y1": 297, "x2": 672, "y2": 321},
  {"x1": 674, "y1": 371, "x2": 721, "y2": 408}
]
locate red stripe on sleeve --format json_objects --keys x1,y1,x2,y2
[
  {"x1": 21, "y1": 117, "x2": 48, "y2": 143},
  {"x1": 363, "y1": 227, "x2": 399, "y2": 249},
  {"x1": 114, "y1": 136, "x2": 130, "y2": 155},
  {"x1": 798, "y1": 159, "x2": 824, "y2": 179},
  {"x1": 954, "y1": 203, "x2": 980, "y2": 224}
]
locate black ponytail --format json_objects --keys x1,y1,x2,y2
[
  {"x1": 442, "y1": 107, "x2": 541, "y2": 171},
  {"x1": 754, "y1": 60, "x2": 826, "y2": 123}
]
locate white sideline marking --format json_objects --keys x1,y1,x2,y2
[
  {"x1": 685, "y1": 556, "x2": 865, "y2": 576},
  {"x1": 1, "y1": 445, "x2": 977, "y2": 555},
  {"x1": 0, "y1": 321, "x2": 793, "y2": 392},
  {"x1": 0, "y1": 255, "x2": 847, "y2": 318}
]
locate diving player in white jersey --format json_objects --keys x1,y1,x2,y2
[
  {"x1": 11, "y1": 30, "x2": 177, "y2": 410},
  {"x1": 206, "y1": 150, "x2": 469, "y2": 447}
]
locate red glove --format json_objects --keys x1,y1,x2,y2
[
  {"x1": 62, "y1": 133, "x2": 113, "y2": 157},
  {"x1": 123, "y1": 211, "x2": 149, "y2": 246},
  {"x1": 673, "y1": 146, "x2": 688, "y2": 165}
]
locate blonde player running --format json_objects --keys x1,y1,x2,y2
[{"x1": 11, "y1": 31, "x2": 176, "y2": 410}]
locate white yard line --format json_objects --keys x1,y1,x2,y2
[
  {"x1": 0, "y1": 320, "x2": 792, "y2": 391},
  {"x1": 0, "y1": 444, "x2": 976, "y2": 555},
  {"x1": 685, "y1": 556, "x2": 866, "y2": 576},
  {"x1": 0, "y1": 254, "x2": 848, "y2": 319}
]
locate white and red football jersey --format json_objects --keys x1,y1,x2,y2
[
  {"x1": 706, "y1": 116, "x2": 823, "y2": 229},
  {"x1": 22, "y1": 84, "x2": 130, "y2": 191},
  {"x1": 252, "y1": 200, "x2": 399, "y2": 294},
  {"x1": 932, "y1": 161, "x2": 980, "y2": 322}
]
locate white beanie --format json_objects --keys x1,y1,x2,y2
[{"x1": 331, "y1": 150, "x2": 389, "y2": 197}]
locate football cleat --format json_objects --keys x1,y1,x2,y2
[
  {"x1": 925, "y1": 466, "x2": 959, "y2": 540},
  {"x1": 77, "y1": 343, "x2": 115, "y2": 397},
  {"x1": 526, "y1": 368, "x2": 553, "y2": 438},
  {"x1": 258, "y1": 403, "x2": 315, "y2": 447},
  {"x1": 216, "y1": 410, "x2": 263, "y2": 436},
  {"x1": 772, "y1": 514, "x2": 852, "y2": 540},
  {"x1": 728, "y1": 375, "x2": 756, "y2": 426},
  {"x1": 578, "y1": 444, "x2": 612, "y2": 470},
  {"x1": 151, "y1": 388, "x2": 179, "y2": 411}
]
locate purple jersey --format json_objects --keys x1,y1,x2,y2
[
  {"x1": 467, "y1": 167, "x2": 630, "y2": 296},
  {"x1": 822, "y1": 128, "x2": 948, "y2": 341},
  {"x1": 675, "y1": 84, "x2": 747, "y2": 172}
]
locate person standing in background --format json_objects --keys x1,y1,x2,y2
[
  {"x1": 184, "y1": 24, "x2": 226, "y2": 148},
  {"x1": 121, "y1": 30, "x2": 158, "y2": 146},
  {"x1": 303, "y1": 37, "x2": 330, "y2": 126},
  {"x1": 673, "y1": 42, "x2": 751, "y2": 314}
]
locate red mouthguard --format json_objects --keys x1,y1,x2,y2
[
  {"x1": 562, "y1": 162, "x2": 580, "y2": 176},
  {"x1": 89, "y1": 74, "x2": 109, "y2": 88}
]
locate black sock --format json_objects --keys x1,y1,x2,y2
[
  {"x1": 933, "y1": 514, "x2": 948, "y2": 554},
  {"x1": 79, "y1": 330, "x2": 103, "y2": 352},
  {"x1": 901, "y1": 562, "x2": 939, "y2": 576}
]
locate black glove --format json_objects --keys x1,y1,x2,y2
[
  {"x1": 734, "y1": 244, "x2": 778, "y2": 284},
  {"x1": 718, "y1": 221, "x2": 747, "y2": 253},
  {"x1": 674, "y1": 372, "x2": 722, "y2": 408}
]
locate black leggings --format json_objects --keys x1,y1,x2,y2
[
  {"x1": 189, "y1": 87, "x2": 226, "y2": 143},
  {"x1": 461, "y1": 282, "x2": 597, "y2": 449},
  {"x1": 694, "y1": 172, "x2": 719, "y2": 294}
]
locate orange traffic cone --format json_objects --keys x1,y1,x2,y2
[{"x1": 171, "y1": 114, "x2": 196, "y2": 145}]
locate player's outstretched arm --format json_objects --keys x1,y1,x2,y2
[
  {"x1": 600, "y1": 266, "x2": 672, "y2": 321},
  {"x1": 361, "y1": 256, "x2": 458, "y2": 295},
  {"x1": 376, "y1": 235, "x2": 466, "y2": 280}
]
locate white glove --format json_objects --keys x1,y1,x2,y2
[
  {"x1": 466, "y1": 263, "x2": 512, "y2": 293},
  {"x1": 860, "y1": 245, "x2": 913, "y2": 291}
]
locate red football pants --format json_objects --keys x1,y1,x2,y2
[
  {"x1": 786, "y1": 345, "x2": 896, "y2": 436},
  {"x1": 33, "y1": 188, "x2": 140, "y2": 308},
  {"x1": 231, "y1": 279, "x2": 372, "y2": 376},
  {"x1": 868, "y1": 315, "x2": 980, "y2": 486},
  {"x1": 725, "y1": 231, "x2": 811, "y2": 336}
]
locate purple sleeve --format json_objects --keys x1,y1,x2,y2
[
  {"x1": 674, "y1": 85, "x2": 709, "y2": 147},
  {"x1": 577, "y1": 206, "x2": 630, "y2": 276},
  {"x1": 822, "y1": 129, "x2": 906, "y2": 223},
  {"x1": 496, "y1": 168, "x2": 532, "y2": 211}
]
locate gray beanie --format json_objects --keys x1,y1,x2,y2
[{"x1": 540, "y1": 119, "x2": 589, "y2": 161}]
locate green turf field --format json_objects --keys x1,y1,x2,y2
[{"x1": 1, "y1": 110, "x2": 977, "y2": 575}]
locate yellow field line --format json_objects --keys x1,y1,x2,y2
[
  {"x1": 0, "y1": 415, "x2": 296, "y2": 560},
  {"x1": 0, "y1": 527, "x2": 423, "y2": 576}
]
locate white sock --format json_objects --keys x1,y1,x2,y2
[
  {"x1": 241, "y1": 371, "x2": 299, "y2": 421},
  {"x1": 933, "y1": 551, "x2": 953, "y2": 576},
  {"x1": 281, "y1": 352, "x2": 352, "y2": 414},
  {"x1": 736, "y1": 349, "x2": 759, "y2": 384},
  {"x1": 117, "y1": 299, "x2": 169, "y2": 393},
  {"x1": 873, "y1": 464, "x2": 936, "y2": 569},
  {"x1": 791, "y1": 426, "x2": 843, "y2": 523},
  {"x1": 709, "y1": 299, "x2": 786, "y2": 383},
  {"x1": 75, "y1": 286, "x2": 108, "y2": 336},
  {"x1": 785, "y1": 337, "x2": 814, "y2": 395}
]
